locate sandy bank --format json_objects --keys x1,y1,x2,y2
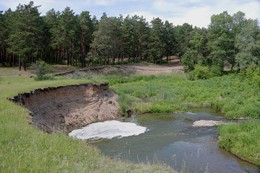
[{"x1": 10, "y1": 83, "x2": 122, "y2": 133}]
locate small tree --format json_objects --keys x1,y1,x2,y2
[
  {"x1": 31, "y1": 59, "x2": 52, "y2": 79},
  {"x1": 189, "y1": 65, "x2": 214, "y2": 80}
]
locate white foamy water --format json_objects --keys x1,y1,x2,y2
[{"x1": 69, "y1": 120, "x2": 147, "y2": 140}]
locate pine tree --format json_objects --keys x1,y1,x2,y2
[
  {"x1": 7, "y1": 1, "x2": 43, "y2": 70},
  {"x1": 78, "y1": 11, "x2": 94, "y2": 67},
  {"x1": 148, "y1": 17, "x2": 166, "y2": 63},
  {"x1": 0, "y1": 11, "x2": 7, "y2": 66}
]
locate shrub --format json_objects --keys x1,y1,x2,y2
[
  {"x1": 31, "y1": 60, "x2": 53, "y2": 80},
  {"x1": 244, "y1": 66, "x2": 260, "y2": 87},
  {"x1": 210, "y1": 65, "x2": 223, "y2": 76},
  {"x1": 188, "y1": 65, "x2": 213, "y2": 80},
  {"x1": 182, "y1": 49, "x2": 197, "y2": 72}
]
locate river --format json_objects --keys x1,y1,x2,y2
[{"x1": 70, "y1": 108, "x2": 260, "y2": 173}]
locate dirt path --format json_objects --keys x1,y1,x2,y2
[{"x1": 121, "y1": 63, "x2": 184, "y2": 75}]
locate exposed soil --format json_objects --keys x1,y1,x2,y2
[
  {"x1": 55, "y1": 63, "x2": 184, "y2": 77},
  {"x1": 10, "y1": 83, "x2": 122, "y2": 133},
  {"x1": 192, "y1": 120, "x2": 227, "y2": 127},
  {"x1": 123, "y1": 63, "x2": 184, "y2": 75},
  {"x1": 0, "y1": 62, "x2": 184, "y2": 77}
]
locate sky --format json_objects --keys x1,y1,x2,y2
[{"x1": 0, "y1": 0, "x2": 259, "y2": 28}]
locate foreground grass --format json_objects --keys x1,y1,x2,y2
[{"x1": 0, "y1": 76, "x2": 174, "y2": 172}]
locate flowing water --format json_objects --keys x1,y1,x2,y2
[{"x1": 70, "y1": 108, "x2": 260, "y2": 173}]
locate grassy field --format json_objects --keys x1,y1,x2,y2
[
  {"x1": 0, "y1": 75, "x2": 175, "y2": 172},
  {"x1": 1, "y1": 67, "x2": 260, "y2": 172}
]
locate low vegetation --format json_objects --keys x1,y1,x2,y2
[
  {"x1": 30, "y1": 59, "x2": 53, "y2": 80},
  {"x1": 105, "y1": 74, "x2": 259, "y2": 120},
  {"x1": 218, "y1": 120, "x2": 260, "y2": 165}
]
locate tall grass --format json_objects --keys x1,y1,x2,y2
[
  {"x1": 218, "y1": 120, "x2": 260, "y2": 165},
  {"x1": 108, "y1": 74, "x2": 259, "y2": 119}
]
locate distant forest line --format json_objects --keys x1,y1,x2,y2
[{"x1": 0, "y1": 1, "x2": 259, "y2": 73}]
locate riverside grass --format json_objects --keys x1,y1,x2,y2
[
  {"x1": 0, "y1": 76, "x2": 175, "y2": 173},
  {"x1": 1, "y1": 69, "x2": 260, "y2": 171},
  {"x1": 218, "y1": 120, "x2": 260, "y2": 166}
]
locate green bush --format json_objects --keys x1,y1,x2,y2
[
  {"x1": 210, "y1": 65, "x2": 223, "y2": 76},
  {"x1": 188, "y1": 65, "x2": 213, "y2": 80},
  {"x1": 182, "y1": 49, "x2": 197, "y2": 72},
  {"x1": 31, "y1": 60, "x2": 53, "y2": 79},
  {"x1": 244, "y1": 66, "x2": 260, "y2": 87}
]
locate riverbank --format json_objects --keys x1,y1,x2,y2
[
  {"x1": 0, "y1": 74, "x2": 175, "y2": 172},
  {"x1": 10, "y1": 83, "x2": 121, "y2": 133}
]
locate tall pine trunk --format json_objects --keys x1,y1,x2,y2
[
  {"x1": 19, "y1": 55, "x2": 21, "y2": 71},
  {"x1": 81, "y1": 33, "x2": 86, "y2": 68}
]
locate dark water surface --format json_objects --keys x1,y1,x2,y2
[{"x1": 91, "y1": 109, "x2": 260, "y2": 173}]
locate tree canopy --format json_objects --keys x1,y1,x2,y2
[{"x1": 0, "y1": 1, "x2": 259, "y2": 73}]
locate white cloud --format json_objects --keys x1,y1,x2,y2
[
  {"x1": 0, "y1": 0, "x2": 259, "y2": 27},
  {"x1": 151, "y1": 0, "x2": 260, "y2": 27},
  {"x1": 170, "y1": 6, "x2": 212, "y2": 27}
]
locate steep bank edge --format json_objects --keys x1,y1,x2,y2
[{"x1": 10, "y1": 83, "x2": 122, "y2": 133}]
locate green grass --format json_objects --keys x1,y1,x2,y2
[
  {"x1": 0, "y1": 75, "x2": 175, "y2": 172},
  {"x1": 218, "y1": 120, "x2": 260, "y2": 165},
  {"x1": 106, "y1": 74, "x2": 260, "y2": 119}
]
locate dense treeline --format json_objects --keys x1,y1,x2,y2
[{"x1": 0, "y1": 1, "x2": 259, "y2": 74}]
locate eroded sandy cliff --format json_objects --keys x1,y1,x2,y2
[{"x1": 10, "y1": 83, "x2": 121, "y2": 133}]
